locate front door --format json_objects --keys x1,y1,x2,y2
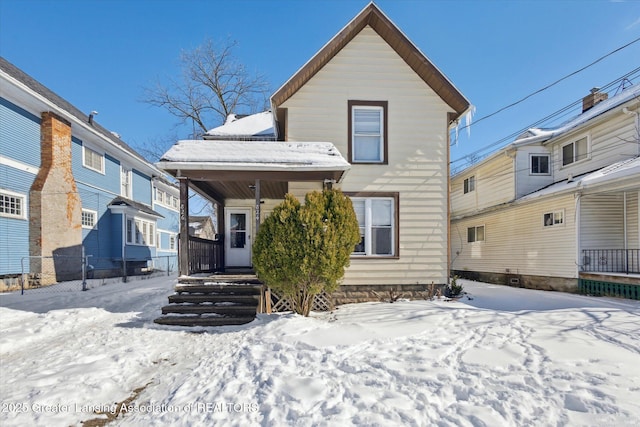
[{"x1": 225, "y1": 209, "x2": 252, "y2": 267}]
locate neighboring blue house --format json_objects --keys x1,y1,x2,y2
[{"x1": 0, "y1": 57, "x2": 179, "y2": 289}]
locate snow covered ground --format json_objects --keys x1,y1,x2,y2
[{"x1": 1, "y1": 276, "x2": 639, "y2": 426}]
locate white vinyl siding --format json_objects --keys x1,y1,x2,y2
[
  {"x1": 82, "y1": 146, "x2": 104, "y2": 173},
  {"x1": 451, "y1": 194, "x2": 577, "y2": 279},
  {"x1": 0, "y1": 190, "x2": 26, "y2": 219},
  {"x1": 281, "y1": 26, "x2": 452, "y2": 285},
  {"x1": 451, "y1": 154, "x2": 515, "y2": 217}
]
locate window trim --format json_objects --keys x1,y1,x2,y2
[
  {"x1": 530, "y1": 154, "x2": 551, "y2": 176},
  {"x1": 467, "y1": 225, "x2": 485, "y2": 243},
  {"x1": 463, "y1": 176, "x2": 475, "y2": 194},
  {"x1": 543, "y1": 210, "x2": 565, "y2": 228},
  {"x1": 0, "y1": 189, "x2": 27, "y2": 220},
  {"x1": 561, "y1": 135, "x2": 590, "y2": 168},
  {"x1": 82, "y1": 145, "x2": 105, "y2": 174},
  {"x1": 121, "y1": 166, "x2": 132, "y2": 198},
  {"x1": 126, "y1": 216, "x2": 156, "y2": 246},
  {"x1": 81, "y1": 208, "x2": 98, "y2": 229},
  {"x1": 348, "y1": 100, "x2": 388, "y2": 165},
  {"x1": 345, "y1": 192, "x2": 399, "y2": 259}
]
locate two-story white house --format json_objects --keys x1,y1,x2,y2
[
  {"x1": 450, "y1": 85, "x2": 640, "y2": 296},
  {"x1": 157, "y1": 3, "x2": 471, "y2": 304}
]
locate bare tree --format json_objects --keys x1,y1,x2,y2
[{"x1": 142, "y1": 38, "x2": 271, "y2": 138}]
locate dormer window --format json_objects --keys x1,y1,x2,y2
[{"x1": 530, "y1": 155, "x2": 550, "y2": 175}]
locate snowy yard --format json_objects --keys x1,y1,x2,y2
[{"x1": 1, "y1": 276, "x2": 639, "y2": 427}]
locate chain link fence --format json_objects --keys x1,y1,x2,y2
[{"x1": 6, "y1": 254, "x2": 178, "y2": 294}]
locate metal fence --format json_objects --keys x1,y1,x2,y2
[
  {"x1": 581, "y1": 249, "x2": 639, "y2": 274},
  {"x1": 12, "y1": 254, "x2": 177, "y2": 294}
]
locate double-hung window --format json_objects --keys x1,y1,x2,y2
[
  {"x1": 349, "y1": 101, "x2": 387, "y2": 164},
  {"x1": 121, "y1": 167, "x2": 132, "y2": 198},
  {"x1": 83, "y1": 146, "x2": 104, "y2": 173},
  {"x1": 350, "y1": 194, "x2": 397, "y2": 257},
  {"x1": 562, "y1": 136, "x2": 589, "y2": 166}
]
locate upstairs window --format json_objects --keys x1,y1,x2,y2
[
  {"x1": 530, "y1": 155, "x2": 550, "y2": 175},
  {"x1": 349, "y1": 101, "x2": 387, "y2": 164},
  {"x1": 121, "y1": 167, "x2": 132, "y2": 198},
  {"x1": 83, "y1": 146, "x2": 104, "y2": 173},
  {"x1": 467, "y1": 225, "x2": 485, "y2": 242},
  {"x1": 463, "y1": 176, "x2": 475, "y2": 194},
  {"x1": 562, "y1": 137, "x2": 589, "y2": 166}
]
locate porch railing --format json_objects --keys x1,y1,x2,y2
[
  {"x1": 188, "y1": 235, "x2": 223, "y2": 275},
  {"x1": 581, "y1": 249, "x2": 639, "y2": 274}
]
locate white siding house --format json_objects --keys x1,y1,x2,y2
[{"x1": 451, "y1": 85, "x2": 640, "y2": 294}]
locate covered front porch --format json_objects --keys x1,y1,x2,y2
[
  {"x1": 157, "y1": 140, "x2": 350, "y2": 276},
  {"x1": 578, "y1": 185, "x2": 640, "y2": 298}
]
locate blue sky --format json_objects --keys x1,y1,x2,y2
[{"x1": 2, "y1": 0, "x2": 639, "y2": 173}]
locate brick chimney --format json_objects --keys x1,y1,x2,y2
[
  {"x1": 582, "y1": 87, "x2": 608, "y2": 113},
  {"x1": 29, "y1": 111, "x2": 83, "y2": 284}
]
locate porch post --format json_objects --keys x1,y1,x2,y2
[
  {"x1": 179, "y1": 177, "x2": 190, "y2": 276},
  {"x1": 255, "y1": 179, "x2": 261, "y2": 236}
]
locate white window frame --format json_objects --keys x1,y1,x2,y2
[
  {"x1": 350, "y1": 102, "x2": 386, "y2": 164},
  {"x1": 126, "y1": 216, "x2": 156, "y2": 246},
  {"x1": 169, "y1": 235, "x2": 176, "y2": 251},
  {"x1": 561, "y1": 136, "x2": 589, "y2": 167},
  {"x1": 351, "y1": 196, "x2": 395, "y2": 257},
  {"x1": 81, "y1": 209, "x2": 98, "y2": 229},
  {"x1": 543, "y1": 210, "x2": 564, "y2": 227},
  {"x1": 153, "y1": 185, "x2": 179, "y2": 211},
  {"x1": 0, "y1": 189, "x2": 27, "y2": 220},
  {"x1": 463, "y1": 176, "x2": 475, "y2": 194},
  {"x1": 530, "y1": 154, "x2": 550, "y2": 175},
  {"x1": 121, "y1": 166, "x2": 132, "y2": 198},
  {"x1": 467, "y1": 225, "x2": 485, "y2": 243},
  {"x1": 82, "y1": 145, "x2": 105, "y2": 174}
]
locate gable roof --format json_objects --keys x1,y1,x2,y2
[
  {"x1": 0, "y1": 56, "x2": 167, "y2": 179},
  {"x1": 270, "y1": 2, "x2": 470, "y2": 122}
]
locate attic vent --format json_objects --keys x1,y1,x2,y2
[{"x1": 582, "y1": 87, "x2": 608, "y2": 113}]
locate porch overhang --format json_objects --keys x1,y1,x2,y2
[{"x1": 157, "y1": 140, "x2": 351, "y2": 201}]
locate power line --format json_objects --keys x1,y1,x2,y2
[
  {"x1": 451, "y1": 67, "x2": 640, "y2": 170},
  {"x1": 454, "y1": 35, "x2": 640, "y2": 135}
]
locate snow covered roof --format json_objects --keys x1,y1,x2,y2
[
  {"x1": 204, "y1": 111, "x2": 275, "y2": 140},
  {"x1": 519, "y1": 156, "x2": 640, "y2": 201},
  {"x1": 158, "y1": 140, "x2": 350, "y2": 172},
  {"x1": 514, "y1": 84, "x2": 640, "y2": 146}
]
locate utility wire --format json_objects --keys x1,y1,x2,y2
[
  {"x1": 451, "y1": 67, "x2": 640, "y2": 169},
  {"x1": 455, "y1": 35, "x2": 640, "y2": 134}
]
